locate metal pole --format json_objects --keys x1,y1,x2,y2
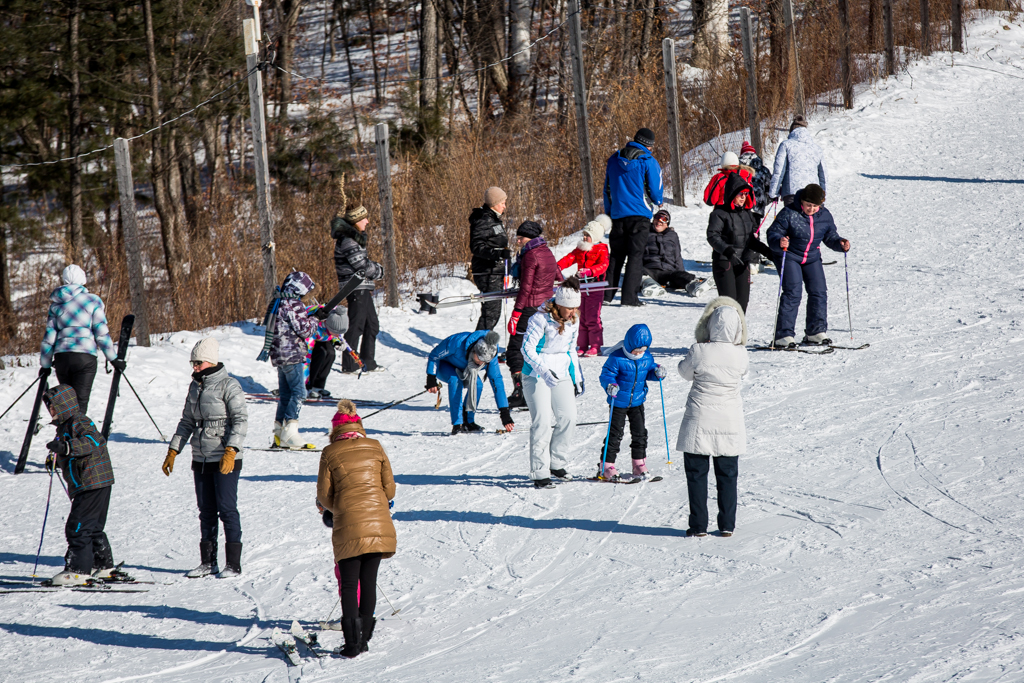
[
  {"x1": 374, "y1": 123, "x2": 400, "y2": 307},
  {"x1": 567, "y1": 0, "x2": 596, "y2": 221},
  {"x1": 661, "y1": 38, "x2": 686, "y2": 206},
  {"x1": 782, "y1": 0, "x2": 805, "y2": 117},
  {"x1": 244, "y1": 18, "x2": 278, "y2": 306},
  {"x1": 738, "y1": 9, "x2": 763, "y2": 154},
  {"x1": 113, "y1": 138, "x2": 151, "y2": 347}
]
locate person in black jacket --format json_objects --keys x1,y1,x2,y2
[
  {"x1": 469, "y1": 187, "x2": 512, "y2": 331},
  {"x1": 643, "y1": 210, "x2": 697, "y2": 292},
  {"x1": 332, "y1": 204, "x2": 386, "y2": 373},
  {"x1": 706, "y1": 174, "x2": 773, "y2": 312}
]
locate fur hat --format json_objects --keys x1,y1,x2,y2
[
  {"x1": 801, "y1": 184, "x2": 826, "y2": 205},
  {"x1": 634, "y1": 128, "x2": 655, "y2": 148},
  {"x1": 720, "y1": 151, "x2": 739, "y2": 168},
  {"x1": 484, "y1": 186, "x2": 507, "y2": 207},
  {"x1": 554, "y1": 276, "x2": 582, "y2": 308},
  {"x1": 472, "y1": 331, "x2": 500, "y2": 363},
  {"x1": 583, "y1": 220, "x2": 605, "y2": 244},
  {"x1": 740, "y1": 141, "x2": 757, "y2": 156},
  {"x1": 61, "y1": 265, "x2": 87, "y2": 286},
  {"x1": 344, "y1": 204, "x2": 368, "y2": 224},
  {"x1": 790, "y1": 115, "x2": 808, "y2": 131},
  {"x1": 595, "y1": 213, "x2": 613, "y2": 232},
  {"x1": 516, "y1": 221, "x2": 543, "y2": 239},
  {"x1": 190, "y1": 338, "x2": 219, "y2": 365}
]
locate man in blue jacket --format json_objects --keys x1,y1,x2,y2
[
  {"x1": 425, "y1": 331, "x2": 515, "y2": 435},
  {"x1": 603, "y1": 128, "x2": 664, "y2": 307},
  {"x1": 766, "y1": 184, "x2": 851, "y2": 347}
]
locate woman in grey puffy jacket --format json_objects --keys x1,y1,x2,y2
[{"x1": 164, "y1": 337, "x2": 248, "y2": 578}]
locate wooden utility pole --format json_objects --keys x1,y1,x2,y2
[
  {"x1": 567, "y1": 0, "x2": 596, "y2": 221},
  {"x1": 883, "y1": 0, "x2": 895, "y2": 75},
  {"x1": 661, "y1": 38, "x2": 686, "y2": 207},
  {"x1": 738, "y1": 9, "x2": 762, "y2": 154},
  {"x1": 782, "y1": 0, "x2": 805, "y2": 118},
  {"x1": 920, "y1": 0, "x2": 931, "y2": 55},
  {"x1": 243, "y1": 18, "x2": 277, "y2": 305},
  {"x1": 374, "y1": 123, "x2": 399, "y2": 307},
  {"x1": 838, "y1": 0, "x2": 854, "y2": 108},
  {"x1": 113, "y1": 139, "x2": 151, "y2": 347},
  {"x1": 952, "y1": 0, "x2": 963, "y2": 52}
]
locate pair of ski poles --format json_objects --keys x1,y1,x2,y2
[
  {"x1": 599, "y1": 378, "x2": 673, "y2": 474},
  {"x1": 770, "y1": 249, "x2": 856, "y2": 345}
]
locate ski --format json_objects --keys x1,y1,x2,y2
[
  {"x1": 0, "y1": 582, "x2": 149, "y2": 594},
  {"x1": 271, "y1": 627, "x2": 302, "y2": 666},
  {"x1": 101, "y1": 314, "x2": 135, "y2": 439},
  {"x1": 750, "y1": 345, "x2": 836, "y2": 355},
  {"x1": 827, "y1": 343, "x2": 870, "y2": 350},
  {"x1": 14, "y1": 375, "x2": 49, "y2": 475},
  {"x1": 290, "y1": 620, "x2": 323, "y2": 658},
  {"x1": 321, "y1": 274, "x2": 365, "y2": 314},
  {"x1": 249, "y1": 446, "x2": 322, "y2": 453}
]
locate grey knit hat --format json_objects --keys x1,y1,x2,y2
[
  {"x1": 472, "y1": 331, "x2": 500, "y2": 363},
  {"x1": 325, "y1": 309, "x2": 349, "y2": 337}
]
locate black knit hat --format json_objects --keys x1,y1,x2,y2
[
  {"x1": 634, "y1": 128, "x2": 655, "y2": 148},
  {"x1": 516, "y1": 220, "x2": 543, "y2": 239},
  {"x1": 801, "y1": 184, "x2": 825, "y2": 205}
]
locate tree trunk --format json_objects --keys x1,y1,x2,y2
[
  {"x1": 201, "y1": 112, "x2": 225, "y2": 202},
  {"x1": 366, "y1": 0, "x2": 384, "y2": 105},
  {"x1": 691, "y1": 0, "x2": 730, "y2": 69},
  {"x1": 420, "y1": 0, "x2": 440, "y2": 153},
  {"x1": 0, "y1": 185, "x2": 15, "y2": 343},
  {"x1": 868, "y1": 0, "x2": 882, "y2": 51},
  {"x1": 638, "y1": 0, "x2": 655, "y2": 72},
  {"x1": 768, "y1": 0, "x2": 784, "y2": 80},
  {"x1": 509, "y1": 0, "x2": 531, "y2": 110},
  {"x1": 67, "y1": 0, "x2": 83, "y2": 264}
]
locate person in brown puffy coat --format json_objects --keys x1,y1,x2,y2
[{"x1": 316, "y1": 400, "x2": 396, "y2": 658}]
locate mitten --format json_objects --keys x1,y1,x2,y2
[
  {"x1": 654, "y1": 364, "x2": 667, "y2": 379},
  {"x1": 499, "y1": 407, "x2": 514, "y2": 427},
  {"x1": 606, "y1": 383, "x2": 619, "y2": 397},
  {"x1": 38, "y1": 367, "x2": 51, "y2": 379},
  {"x1": 110, "y1": 358, "x2": 127, "y2": 372},
  {"x1": 219, "y1": 447, "x2": 237, "y2": 475},
  {"x1": 426, "y1": 374, "x2": 439, "y2": 390}
]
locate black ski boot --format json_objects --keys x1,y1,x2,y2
[
  {"x1": 91, "y1": 533, "x2": 115, "y2": 579},
  {"x1": 218, "y1": 542, "x2": 242, "y2": 578},
  {"x1": 461, "y1": 410, "x2": 483, "y2": 432},
  {"x1": 339, "y1": 616, "x2": 363, "y2": 657},
  {"x1": 360, "y1": 616, "x2": 376, "y2": 653},
  {"x1": 507, "y1": 372, "x2": 527, "y2": 409},
  {"x1": 451, "y1": 424, "x2": 465, "y2": 436},
  {"x1": 187, "y1": 541, "x2": 219, "y2": 578}
]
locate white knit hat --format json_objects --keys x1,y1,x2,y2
[
  {"x1": 721, "y1": 151, "x2": 739, "y2": 168},
  {"x1": 190, "y1": 338, "x2": 219, "y2": 365},
  {"x1": 554, "y1": 282, "x2": 582, "y2": 308},
  {"x1": 61, "y1": 265, "x2": 87, "y2": 286},
  {"x1": 595, "y1": 213, "x2": 612, "y2": 232},
  {"x1": 583, "y1": 220, "x2": 605, "y2": 244}
]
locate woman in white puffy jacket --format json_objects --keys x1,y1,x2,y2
[
  {"x1": 522, "y1": 278, "x2": 584, "y2": 489},
  {"x1": 676, "y1": 296, "x2": 748, "y2": 537}
]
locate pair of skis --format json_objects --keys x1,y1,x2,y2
[
  {"x1": 750, "y1": 342, "x2": 870, "y2": 355},
  {"x1": 272, "y1": 621, "x2": 323, "y2": 666},
  {"x1": 426, "y1": 280, "x2": 608, "y2": 310}
]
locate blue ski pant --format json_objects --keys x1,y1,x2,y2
[
  {"x1": 773, "y1": 256, "x2": 828, "y2": 340},
  {"x1": 436, "y1": 360, "x2": 484, "y2": 425}
]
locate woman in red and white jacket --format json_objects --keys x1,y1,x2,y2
[{"x1": 557, "y1": 219, "x2": 609, "y2": 356}]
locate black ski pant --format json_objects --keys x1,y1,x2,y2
[
  {"x1": 683, "y1": 453, "x2": 738, "y2": 534},
  {"x1": 307, "y1": 341, "x2": 335, "y2": 390},
  {"x1": 343, "y1": 290, "x2": 379, "y2": 372},
  {"x1": 605, "y1": 216, "x2": 651, "y2": 305},
  {"x1": 65, "y1": 485, "x2": 112, "y2": 573},
  {"x1": 504, "y1": 305, "x2": 537, "y2": 375},
  {"x1": 712, "y1": 262, "x2": 751, "y2": 313},
  {"x1": 473, "y1": 271, "x2": 504, "y2": 331},
  {"x1": 192, "y1": 459, "x2": 242, "y2": 545},
  {"x1": 603, "y1": 404, "x2": 648, "y2": 464},
  {"x1": 53, "y1": 352, "x2": 98, "y2": 417},
  {"x1": 338, "y1": 552, "x2": 382, "y2": 620},
  {"x1": 646, "y1": 268, "x2": 696, "y2": 290}
]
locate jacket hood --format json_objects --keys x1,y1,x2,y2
[
  {"x1": 624, "y1": 323, "x2": 653, "y2": 352},
  {"x1": 614, "y1": 141, "x2": 652, "y2": 169},
  {"x1": 724, "y1": 173, "x2": 754, "y2": 209},
  {"x1": 470, "y1": 206, "x2": 500, "y2": 223},
  {"x1": 788, "y1": 127, "x2": 814, "y2": 143},
  {"x1": 282, "y1": 271, "x2": 315, "y2": 297},
  {"x1": 44, "y1": 384, "x2": 80, "y2": 423},
  {"x1": 50, "y1": 284, "x2": 87, "y2": 304},
  {"x1": 694, "y1": 296, "x2": 747, "y2": 345},
  {"x1": 521, "y1": 236, "x2": 547, "y2": 255}
]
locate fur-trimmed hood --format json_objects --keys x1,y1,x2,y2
[
  {"x1": 330, "y1": 216, "x2": 367, "y2": 247},
  {"x1": 694, "y1": 296, "x2": 747, "y2": 345}
]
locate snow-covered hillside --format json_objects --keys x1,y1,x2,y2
[{"x1": 3, "y1": 14, "x2": 1024, "y2": 682}]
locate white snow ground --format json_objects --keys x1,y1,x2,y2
[{"x1": 3, "y1": 14, "x2": 1024, "y2": 682}]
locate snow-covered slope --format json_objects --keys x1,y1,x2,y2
[{"x1": 3, "y1": 14, "x2": 1024, "y2": 682}]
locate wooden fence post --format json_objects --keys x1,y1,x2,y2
[
  {"x1": 952, "y1": 0, "x2": 963, "y2": 52},
  {"x1": 838, "y1": 0, "x2": 854, "y2": 108},
  {"x1": 112, "y1": 138, "x2": 151, "y2": 347},
  {"x1": 567, "y1": 0, "x2": 596, "y2": 221},
  {"x1": 738, "y1": 9, "x2": 763, "y2": 154},
  {"x1": 374, "y1": 123, "x2": 399, "y2": 307},
  {"x1": 883, "y1": 0, "x2": 895, "y2": 75},
  {"x1": 243, "y1": 18, "x2": 277, "y2": 305},
  {"x1": 920, "y1": 0, "x2": 931, "y2": 55},
  {"x1": 782, "y1": 0, "x2": 805, "y2": 118},
  {"x1": 661, "y1": 38, "x2": 685, "y2": 207}
]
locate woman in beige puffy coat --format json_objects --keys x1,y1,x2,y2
[
  {"x1": 676, "y1": 296, "x2": 748, "y2": 538},
  {"x1": 317, "y1": 400, "x2": 396, "y2": 657}
]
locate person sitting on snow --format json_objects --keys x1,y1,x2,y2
[
  {"x1": 425, "y1": 331, "x2": 515, "y2": 435},
  {"x1": 597, "y1": 323, "x2": 666, "y2": 482},
  {"x1": 643, "y1": 209, "x2": 708, "y2": 296}
]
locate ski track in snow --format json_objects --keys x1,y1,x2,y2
[{"x1": 4, "y1": 13, "x2": 1024, "y2": 682}]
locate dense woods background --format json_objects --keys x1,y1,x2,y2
[{"x1": 0, "y1": 0, "x2": 1002, "y2": 355}]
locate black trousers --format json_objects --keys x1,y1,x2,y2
[
  {"x1": 308, "y1": 341, "x2": 335, "y2": 390},
  {"x1": 683, "y1": 453, "x2": 738, "y2": 533},
  {"x1": 473, "y1": 271, "x2": 504, "y2": 331},
  {"x1": 646, "y1": 268, "x2": 696, "y2": 290},
  {"x1": 504, "y1": 305, "x2": 537, "y2": 375},
  {"x1": 338, "y1": 552, "x2": 383, "y2": 620},
  {"x1": 192, "y1": 459, "x2": 242, "y2": 544},
  {"x1": 53, "y1": 352, "x2": 98, "y2": 417},
  {"x1": 603, "y1": 404, "x2": 648, "y2": 463},
  {"x1": 65, "y1": 485, "x2": 112, "y2": 573},
  {"x1": 605, "y1": 216, "x2": 652, "y2": 305},
  {"x1": 711, "y1": 262, "x2": 751, "y2": 312},
  {"x1": 343, "y1": 290, "x2": 379, "y2": 372}
]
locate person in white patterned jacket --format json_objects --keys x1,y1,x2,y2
[{"x1": 38, "y1": 265, "x2": 122, "y2": 416}]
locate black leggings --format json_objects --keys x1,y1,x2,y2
[
  {"x1": 338, "y1": 552, "x2": 382, "y2": 620},
  {"x1": 53, "y1": 352, "x2": 98, "y2": 416},
  {"x1": 711, "y1": 263, "x2": 751, "y2": 312}
]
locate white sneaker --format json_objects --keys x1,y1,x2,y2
[{"x1": 51, "y1": 570, "x2": 91, "y2": 586}]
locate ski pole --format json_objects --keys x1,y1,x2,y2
[
  {"x1": 0, "y1": 376, "x2": 40, "y2": 423},
  {"x1": 600, "y1": 401, "x2": 614, "y2": 477},
  {"x1": 120, "y1": 373, "x2": 167, "y2": 442},
  {"x1": 32, "y1": 468, "x2": 56, "y2": 580},
  {"x1": 658, "y1": 379, "x2": 672, "y2": 465},
  {"x1": 361, "y1": 390, "x2": 428, "y2": 420},
  {"x1": 770, "y1": 246, "x2": 788, "y2": 349},
  {"x1": 756, "y1": 198, "x2": 780, "y2": 234},
  {"x1": 377, "y1": 583, "x2": 403, "y2": 617},
  {"x1": 844, "y1": 251, "x2": 854, "y2": 341}
]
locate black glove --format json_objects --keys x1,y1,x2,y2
[
  {"x1": 46, "y1": 439, "x2": 69, "y2": 457},
  {"x1": 722, "y1": 246, "x2": 744, "y2": 268},
  {"x1": 426, "y1": 374, "x2": 439, "y2": 390},
  {"x1": 499, "y1": 407, "x2": 514, "y2": 426},
  {"x1": 38, "y1": 367, "x2": 51, "y2": 379},
  {"x1": 313, "y1": 307, "x2": 330, "y2": 321},
  {"x1": 110, "y1": 358, "x2": 127, "y2": 372},
  {"x1": 499, "y1": 248, "x2": 512, "y2": 260}
]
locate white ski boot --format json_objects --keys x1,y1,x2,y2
[
  {"x1": 272, "y1": 421, "x2": 282, "y2": 448},
  {"x1": 278, "y1": 420, "x2": 315, "y2": 450},
  {"x1": 51, "y1": 570, "x2": 91, "y2": 586},
  {"x1": 686, "y1": 278, "x2": 713, "y2": 297},
  {"x1": 640, "y1": 275, "x2": 666, "y2": 298}
]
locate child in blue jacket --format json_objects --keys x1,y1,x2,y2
[
  {"x1": 598, "y1": 323, "x2": 667, "y2": 480},
  {"x1": 426, "y1": 331, "x2": 515, "y2": 435}
]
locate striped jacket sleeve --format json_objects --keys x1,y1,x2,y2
[{"x1": 40, "y1": 307, "x2": 59, "y2": 368}]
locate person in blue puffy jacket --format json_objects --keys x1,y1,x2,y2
[
  {"x1": 766, "y1": 184, "x2": 851, "y2": 348},
  {"x1": 597, "y1": 323, "x2": 667, "y2": 481},
  {"x1": 426, "y1": 331, "x2": 515, "y2": 435}
]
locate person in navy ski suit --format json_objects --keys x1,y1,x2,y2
[
  {"x1": 597, "y1": 323, "x2": 667, "y2": 480},
  {"x1": 766, "y1": 184, "x2": 851, "y2": 346},
  {"x1": 426, "y1": 331, "x2": 515, "y2": 434}
]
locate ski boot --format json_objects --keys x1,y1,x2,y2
[
  {"x1": 773, "y1": 336, "x2": 797, "y2": 349},
  {"x1": 461, "y1": 410, "x2": 483, "y2": 432},
  {"x1": 550, "y1": 468, "x2": 573, "y2": 481},
  {"x1": 631, "y1": 458, "x2": 649, "y2": 480},
  {"x1": 599, "y1": 462, "x2": 621, "y2": 481},
  {"x1": 802, "y1": 333, "x2": 832, "y2": 346},
  {"x1": 507, "y1": 372, "x2": 527, "y2": 409},
  {"x1": 533, "y1": 478, "x2": 556, "y2": 489},
  {"x1": 50, "y1": 569, "x2": 91, "y2": 586}
]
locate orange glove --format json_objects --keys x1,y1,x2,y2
[
  {"x1": 162, "y1": 449, "x2": 177, "y2": 476},
  {"x1": 220, "y1": 447, "x2": 237, "y2": 475},
  {"x1": 507, "y1": 310, "x2": 522, "y2": 336}
]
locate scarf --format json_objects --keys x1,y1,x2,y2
[{"x1": 458, "y1": 359, "x2": 485, "y2": 413}]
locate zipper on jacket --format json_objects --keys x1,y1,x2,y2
[
  {"x1": 802, "y1": 214, "x2": 815, "y2": 264},
  {"x1": 628, "y1": 358, "x2": 640, "y2": 405}
]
